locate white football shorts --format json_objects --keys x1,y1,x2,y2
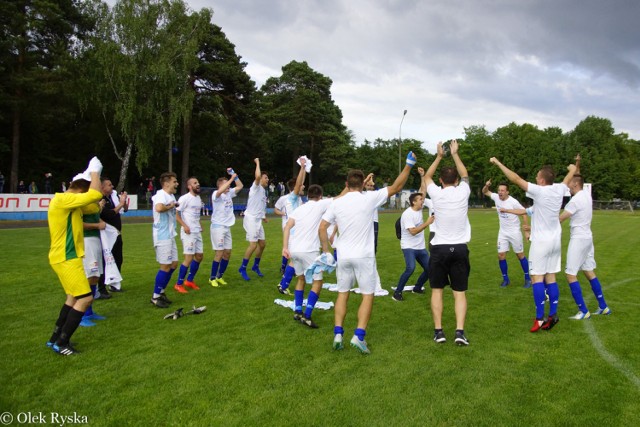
[
  {"x1": 180, "y1": 230, "x2": 203, "y2": 255},
  {"x1": 528, "y1": 238, "x2": 561, "y2": 276},
  {"x1": 336, "y1": 257, "x2": 377, "y2": 295},
  {"x1": 565, "y1": 237, "x2": 596, "y2": 275}
]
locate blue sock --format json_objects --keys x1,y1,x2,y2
[
  {"x1": 520, "y1": 257, "x2": 531, "y2": 280},
  {"x1": 85, "y1": 285, "x2": 96, "y2": 316},
  {"x1": 280, "y1": 266, "x2": 295, "y2": 289},
  {"x1": 240, "y1": 258, "x2": 249, "y2": 270},
  {"x1": 354, "y1": 328, "x2": 366, "y2": 341},
  {"x1": 252, "y1": 257, "x2": 261, "y2": 268},
  {"x1": 589, "y1": 277, "x2": 608, "y2": 309},
  {"x1": 533, "y1": 282, "x2": 546, "y2": 319},
  {"x1": 547, "y1": 282, "x2": 559, "y2": 316},
  {"x1": 294, "y1": 290, "x2": 304, "y2": 313},
  {"x1": 177, "y1": 264, "x2": 188, "y2": 285},
  {"x1": 569, "y1": 281, "x2": 587, "y2": 313},
  {"x1": 219, "y1": 259, "x2": 229, "y2": 277},
  {"x1": 334, "y1": 326, "x2": 344, "y2": 336},
  {"x1": 154, "y1": 270, "x2": 170, "y2": 294},
  {"x1": 281, "y1": 256, "x2": 288, "y2": 272},
  {"x1": 162, "y1": 268, "x2": 175, "y2": 291},
  {"x1": 187, "y1": 260, "x2": 200, "y2": 281},
  {"x1": 304, "y1": 291, "x2": 319, "y2": 318},
  {"x1": 499, "y1": 259, "x2": 508, "y2": 280},
  {"x1": 210, "y1": 260, "x2": 220, "y2": 280}
]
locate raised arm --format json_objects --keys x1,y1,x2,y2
[
  {"x1": 417, "y1": 167, "x2": 426, "y2": 195},
  {"x1": 253, "y1": 158, "x2": 261, "y2": 185},
  {"x1": 386, "y1": 151, "x2": 416, "y2": 197},
  {"x1": 293, "y1": 157, "x2": 307, "y2": 195},
  {"x1": 575, "y1": 153, "x2": 581, "y2": 176},
  {"x1": 482, "y1": 179, "x2": 492, "y2": 197},
  {"x1": 424, "y1": 143, "x2": 444, "y2": 187},
  {"x1": 450, "y1": 139, "x2": 468, "y2": 182},
  {"x1": 489, "y1": 157, "x2": 528, "y2": 192},
  {"x1": 562, "y1": 164, "x2": 578, "y2": 186}
]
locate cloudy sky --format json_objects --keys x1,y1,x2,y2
[{"x1": 131, "y1": 0, "x2": 640, "y2": 152}]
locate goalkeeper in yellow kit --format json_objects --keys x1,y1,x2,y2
[{"x1": 46, "y1": 157, "x2": 104, "y2": 356}]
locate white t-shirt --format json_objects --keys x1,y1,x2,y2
[
  {"x1": 289, "y1": 199, "x2": 333, "y2": 253},
  {"x1": 176, "y1": 192, "x2": 202, "y2": 233},
  {"x1": 152, "y1": 189, "x2": 177, "y2": 245},
  {"x1": 400, "y1": 208, "x2": 426, "y2": 250},
  {"x1": 423, "y1": 198, "x2": 435, "y2": 233},
  {"x1": 490, "y1": 193, "x2": 524, "y2": 234},
  {"x1": 211, "y1": 188, "x2": 237, "y2": 227},
  {"x1": 245, "y1": 182, "x2": 267, "y2": 219},
  {"x1": 322, "y1": 189, "x2": 388, "y2": 259},
  {"x1": 275, "y1": 192, "x2": 303, "y2": 229},
  {"x1": 564, "y1": 189, "x2": 592, "y2": 239},
  {"x1": 526, "y1": 183, "x2": 567, "y2": 242},
  {"x1": 427, "y1": 181, "x2": 471, "y2": 245}
]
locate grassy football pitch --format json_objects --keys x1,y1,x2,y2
[{"x1": 0, "y1": 209, "x2": 639, "y2": 426}]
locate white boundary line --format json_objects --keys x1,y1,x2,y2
[{"x1": 584, "y1": 278, "x2": 640, "y2": 389}]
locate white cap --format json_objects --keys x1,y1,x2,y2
[{"x1": 72, "y1": 172, "x2": 91, "y2": 182}]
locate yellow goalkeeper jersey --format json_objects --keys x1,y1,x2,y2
[{"x1": 47, "y1": 189, "x2": 103, "y2": 265}]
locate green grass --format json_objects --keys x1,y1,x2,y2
[{"x1": 1, "y1": 210, "x2": 639, "y2": 426}]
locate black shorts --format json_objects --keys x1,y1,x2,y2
[{"x1": 429, "y1": 244, "x2": 470, "y2": 292}]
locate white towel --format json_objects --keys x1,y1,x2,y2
[
  {"x1": 322, "y1": 283, "x2": 389, "y2": 297},
  {"x1": 296, "y1": 155, "x2": 312, "y2": 173},
  {"x1": 274, "y1": 299, "x2": 334, "y2": 311},
  {"x1": 100, "y1": 223, "x2": 122, "y2": 285}
]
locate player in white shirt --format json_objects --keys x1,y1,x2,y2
[
  {"x1": 319, "y1": 151, "x2": 417, "y2": 354},
  {"x1": 275, "y1": 159, "x2": 307, "y2": 294},
  {"x1": 392, "y1": 190, "x2": 435, "y2": 302},
  {"x1": 209, "y1": 168, "x2": 243, "y2": 287},
  {"x1": 174, "y1": 177, "x2": 204, "y2": 294},
  {"x1": 362, "y1": 175, "x2": 386, "y2": 295},
  {"x1": 282, "y1": 184, "x2": 333, "y2": 328},
  {"x1": 559, "y1": 160, "x2": 610, "y2": 319},
  {"x1": 425, "y1": 140, "x2": 471, "y2": 346},
  {"x1": 482, "y1": 180, "x2": 532, "y2": 288},
  {"x1": 490, "y1": 156, "x2": 577, "y2": 332},
  {"x1": 150, "y1": 172, "x2": 180, "y2": 308},
  {"x1": 239, "y1": 158, "x2": 269, "y2": 280}
]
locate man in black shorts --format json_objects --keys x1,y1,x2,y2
[{"x1": 424, "y1": 140, "x2": 471, "y2": 346}]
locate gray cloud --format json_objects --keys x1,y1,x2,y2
[{"x1": 181, "y1": 0, "x2": 640, "y2": 149}]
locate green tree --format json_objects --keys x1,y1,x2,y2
[
  {"x1": 79, "y1": 0, "x2": 207, "y2": 191},
  {"x1": 0, "y1": 0, "x2": 91, "y2": 191},
  {"x1": 257, "y1": 60, "x2": 352, "y2": 186},
  {"x1": 183, "y1": 16, "x2": 257, "y2": 188}
]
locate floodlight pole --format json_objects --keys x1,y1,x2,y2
[{"x1": 398, "y1": 110, "x2": 407, "y2": 175}]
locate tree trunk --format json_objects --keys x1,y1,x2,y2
[
  {"x1": 116, "y1": 142, "x2": 133, "y2": 193},
  {"x1": 10, "y1": 108, "x2": 20, "y2": 193},
  {"x1": 181, "y1": 117, "x2": 191, "y2": 190}
]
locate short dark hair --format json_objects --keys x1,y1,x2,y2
[
  {"x1": 307, "y1": 184, "x2": 323, "y2": 199},
  {"x1": 498, "y1": 182, "x2": 509, "y2": 191},
  {"x1": 409, "y1": 192, "x2": 423, "y2": 206},
  {"x1": 216, "y1": 177, "x2": 227, "y2": 188},
  {"x1": 346, "y1": 169, "x2": 365, "y2": 189},
  {"x1": 538, "y1": 166, "x2": 555, "y2": 185},
  {"x1": 287, "y1": 179, "x2": 296, "y2": 191},
  {"x1": 440, "y1": 167, "x2": 459, "y2": 185},
  {"x1": 69, "y1": 179, "x2": 90, "y2": 191},
  {"x1": 100, "y1": 176, "x2": 112, "y2": 184},
  {"x1": 160, "y1": 172, "x2": 177, "y2": 185},
  {"x1": 572, "y1": 174, "x2": 584, "y2": 188}
]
